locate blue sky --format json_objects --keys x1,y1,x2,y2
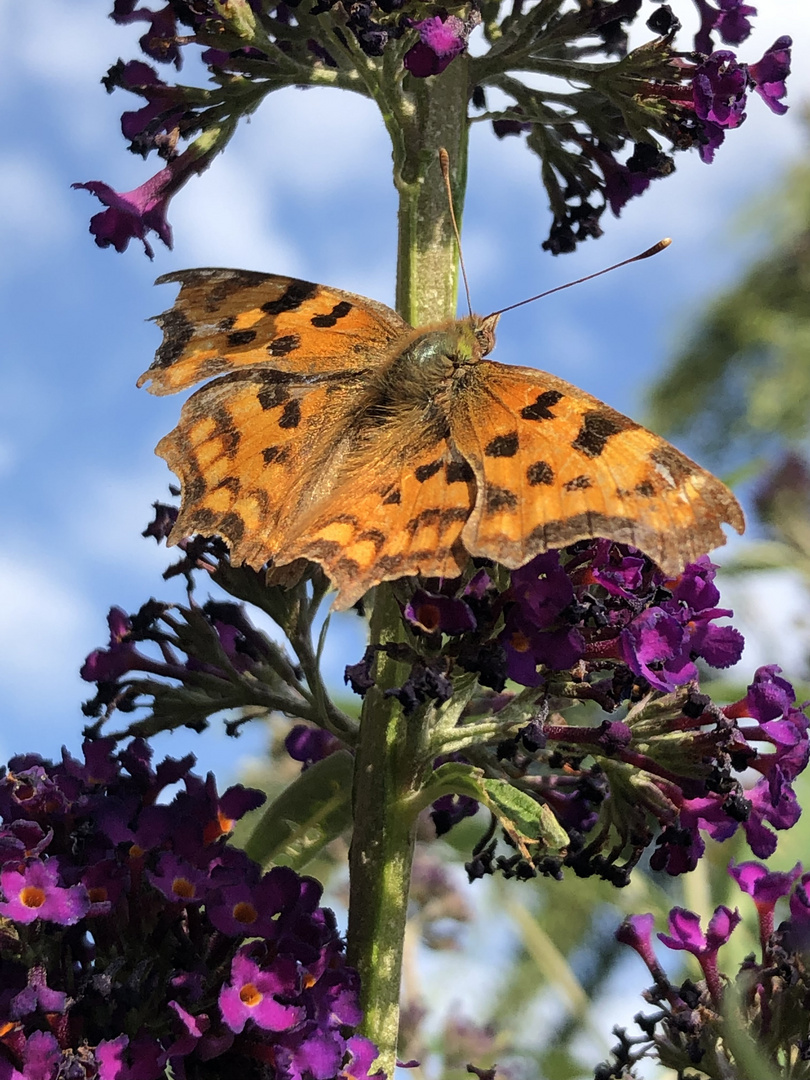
[{"x1": 2, "y1": 1, "x2": 809, "y2": 780}]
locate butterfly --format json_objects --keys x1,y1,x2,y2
[{"x1": 138, "y1": 268, "x2": 744, "y2": 609}]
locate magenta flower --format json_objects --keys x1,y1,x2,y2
[
  {"x1": 341, "y1": 1035, "x2": 385, "y2": 1080},
  {"x1": 0, "y1": 859, "x2": 89, "y2": 926},
  {"x1": 404, "y1": 15, "x2": 470, "y2": 77},
  {"x1": 218, "y1": 949, "x2": 305, "y2": 1034},
  {"x1": 749, "y1": 36, "x2": 792, "y2": 115},
  {"x1": 729, "y1": 858, "x2": 802, "y2": 951},
  {"x1": 73, "y1": 146, "x2": 211, "y2": 258},
  {"x1": 659, "y1": 904, "x2": 740, "y2": 1004},
  {"x1": 615, "y1": 913, "x2": 667, "y2": 982}
]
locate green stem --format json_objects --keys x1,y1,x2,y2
[
  {"x1": 395, "y1": 57, "x2": 470, "y2": 325},
  {"x1": 345, "y1": 58, "x2": 472, "y2": 1077}
]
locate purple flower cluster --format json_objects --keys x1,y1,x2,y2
[
  {"x1": 397, "y1": 543, "x2": 744, "y2": 697},
  {"x1": 606, "y1": 854, "x2": 810, "y2": 1074},
  {"x1": 0, "y1": 738, "x2": 379, "y2": 1080},
  {"x1": 687, "y1": 36, "x2": 791, "y2": 163},
  {"x1": 337, "y1": 541, "x2": 809, "y2": 885}
]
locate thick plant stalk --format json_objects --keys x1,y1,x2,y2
[{"x1": 346, "y1": 58, "x2": 470, "y2": 1077}]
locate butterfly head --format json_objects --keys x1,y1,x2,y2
[{"x1": 473, "y1": 312, "x2": 500, "y2": 358}]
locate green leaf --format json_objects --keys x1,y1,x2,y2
[
  {"x1": 242, "y1": 750, "x2": 354, "y2": 871},
  {"x1": 480, "y1": 778, "x2": 569, "y2": 852},
  {"x1": 427, "y1": 763, "x2": 569, "y2": 858}
]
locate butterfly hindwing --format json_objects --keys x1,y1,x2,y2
[
  {"x1": 450, "y1": 360, "x2": 744, "y2": 577},
  {"x1": 278, "y1": 430, "x2": 475, "y2": 609},
  {"x1": 157, "y1": 367, "x2": 367, "y2": 568}
]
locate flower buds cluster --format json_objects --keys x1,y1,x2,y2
[
  {"x1": 604, "y1": 855, "x2": 810, "y2": 1076},
  {"x1": 73, "y1": 1, "x2": 791, "y2": 257}
]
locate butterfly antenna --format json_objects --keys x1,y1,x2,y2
[
  {"x1": 439, "y1": 148, "x2": 473, "y2": 318},
  {"x1": 488, "y1": 238, "x2": 672, "y2": 318}
]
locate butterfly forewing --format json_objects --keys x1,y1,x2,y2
[{"x1": 138, "y1": 269, "x2": 409, "y2": 396}]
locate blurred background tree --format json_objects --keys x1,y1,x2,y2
[{"x1": 648, "y1": 114, "x2": 810, "y2": 595}]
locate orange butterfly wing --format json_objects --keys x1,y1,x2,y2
[
  {"x1": 449, "y1": 358, "x2": 745, "y2": 577},
  {"x1": 138, "y1": 269, "x2": 408, "y2": 394},
  {"x1": 142, "y1": 274, "x2": 745, "y2": 609},
  {"x1": 277, "y1": 430, "x2": 475, "y2": 609},
  {"x1": 138, "y1": 270, "x2": 409, "y2": 571}
]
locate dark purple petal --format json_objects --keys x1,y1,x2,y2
[
  {"x1": 404, "y1": 589, "x2": 477, "y2": 635},
  {"x1": 692, "y1": 51, "x2": 748, "y2": 129},
  {"x1": 749, "y1": 36, "x2": 792, "y2": 115}
]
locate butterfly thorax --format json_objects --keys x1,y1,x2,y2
[{"x1": 365, "y1": 313, "x2": 499, "y2": 418}]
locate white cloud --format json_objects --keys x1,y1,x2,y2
[
  {"x1": 0, "y1": 553, "x2": 95, "y2": 757},
  {"x1": 170, "y1": 151, "x2": 302, "y2": 273}
]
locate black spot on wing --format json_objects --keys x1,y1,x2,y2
[
  {"x1": 564, "y1": 475, "x2": 592, "y2": 491},
  {"x1": 218, "y1": 316, "x2": 236, "y2": 331},
  {"x1": 415, "y1": 459, "x2": 443, "y2": 483},
  {"x1": 485, "y1": 432, "x2": 519, "y2": 458},
  {"x1": 267, "y1": 334, "x2": 300, "y2": 357},
  {"x1": 446, "y1": 460, "x2": 474, "y2": 484},
  {"x1": 572, "y1": 410, "x2": 630, "y2": 458},
  {"x1": 486, "y1": 486, "x2": 518, "y2": 512},
  {"x1": 311, "y1": 300, "x2": 353, "y2": 328},
  {"x1": 262, "y1": 445, "x2": 290, "y2": 465},
  {"x1": 382, "y1": 488, "x2": 401, "y2": 505},
  {"x1": 261, "y1": 280, "x2": 318, "y2": 316},
  {"x1": 278, "y1": 399, "x2": 301, "y2": 429},
  {"x1": 257, "y1": 382, "x2": 291, "y2": 410},
  {"x1": 227, "y1": 329, "x2": 257, "y2": 347},
  {"x1": 635, "y1": 479, "x2": 656, "y2": 497},
  {"x1": 527, "y1": 461, "x2": 554, "y2": 486},
  {"x1": 521, "y1": 390, "x2": 563, "y2": 421}
]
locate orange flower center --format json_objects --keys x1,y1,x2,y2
[
  {"x1": 416, "y1": 603, "x2": 441, "y2": 631},
  {"x1": 204, "y1": 811, "x2": 235, "y2": 845},
  {"x1": 239, "y1": 983, "x2": 262, "y2": 1007},
  {"x1": 172, "y1": 877, "x2": 196, "y2": 900},
  {"x1": 232, "y1": 901, "x2": 258, "y2": 925},
  {"x1": 20, "y1": 886, "x2": 46, "y2": 909},
  {"x1": 509, "y1": 630, "x2": 531, "y2": 653}
]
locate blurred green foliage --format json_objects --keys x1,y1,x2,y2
[{"x1": 647, "y1": 133, "x2": 810, "y2": 467}]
